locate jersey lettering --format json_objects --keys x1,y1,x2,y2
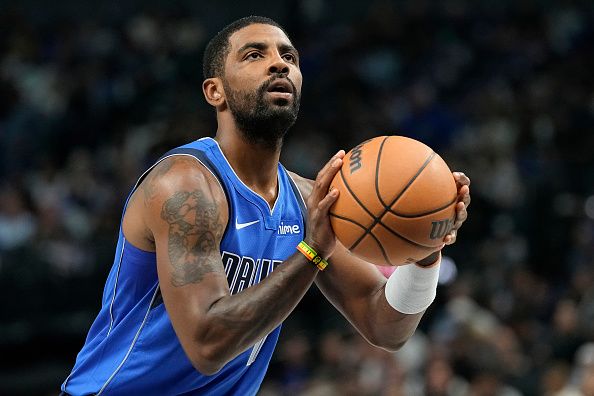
[
  {"x1": 277, "y1": 221, "x2": 301, "y2": 235},
  {"x1": 222, "y1": 251, "x2": 241, "y2": 277},
  {"x1": 222, "y1": 251, "x2": 283, "y2": 294},
  {"x1": 231, "y1": 257, "x2": 256, "y2": 294}
]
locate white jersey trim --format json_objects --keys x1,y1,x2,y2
[
  {"x1": 107, "y1": 241, "x2": 126, "y2": 337},
  {"x1": 96, "y1": 285, "x2": 161, "y2": 395},
  {"x1": 247, "y1": 336, "x2": 268, "y2": 366}
]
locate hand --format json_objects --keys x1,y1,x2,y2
[
  {"x1": 304, "y1": 150, "x2": 345, "y2": 258},
  {"x1": 444, "y1": 171, "x2": 471, "y2": 245},
  {"x1": 415, "y1": 171, "x2": 471, "y2": 266}
]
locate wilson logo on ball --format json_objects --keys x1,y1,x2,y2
[
  {"x1": 429, "y1": 218, "x2": 454, "y2": 240},
  {"x1": 349, "y1": 144, "x2": 364, "y2": 174}
]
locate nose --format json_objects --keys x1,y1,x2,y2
[{"x1": 268, "y1": 55, "x2": 289, "y2": 76}]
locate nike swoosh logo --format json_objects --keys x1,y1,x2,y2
[{"x1": 235, "y1": 219, "x2": 260, "y2": 230}]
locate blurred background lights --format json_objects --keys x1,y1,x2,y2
[{"x1": 438, "y1": 255, "x2": 457, "y2": 286}]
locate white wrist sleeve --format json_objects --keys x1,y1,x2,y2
[{"x1": 384, "y1": 259, "x2": 441, "y2": 314}]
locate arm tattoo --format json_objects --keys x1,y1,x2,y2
[{"x1": 161, "y1": 190, "x2": 224, "y2": 287}]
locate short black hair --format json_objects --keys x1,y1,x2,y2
[{"x1": 202, "y1": 16, "x2": 289, "y2": 80}]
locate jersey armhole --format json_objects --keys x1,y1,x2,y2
[{"x1": 284, "y1": 169, "x2": 308, "y2": 238}]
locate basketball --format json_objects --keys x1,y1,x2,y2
[{"x1": 329, "y1": 136, "x2": 457, "y2": 266}]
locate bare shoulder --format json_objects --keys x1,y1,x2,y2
[
  {"x1": 123, "y1": 155, "x2": 228, "y2": 250},
  {"x1": 141, "y1": 156, "x2": 225, "y2": 205},
  {"x1": 286, "y1": 170, "x2": 314, "y2": 199},
  {"x1": 143, "y1": 156, "x2": 228, "y2": 227}
]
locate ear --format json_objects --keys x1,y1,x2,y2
[{"x1": 203, "y1": 78, "x2": 225, "y2": 108}]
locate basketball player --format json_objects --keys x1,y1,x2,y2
[{"x1": 61, "y1": 16, "x2": 470, "y2": 395}]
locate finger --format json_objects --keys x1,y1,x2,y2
[
  {"x1": 457, "y1": 184, "x2": 469, "y2": 198},
  {"x1": 311, "y1": 155, "x2": 344, "y2": 201},
  {"x1": 316, "y1": 187, "x2": 340, "y2": 214},
  {"x1": 457, "y1": 184, "x2": 471, "y2": 208},
  {"x1": 444, "y1": 229, "x2": 457, "y2": 245},
  {"x1": 462, "y1": 189, "x2": 471, "y2": 208},
  {"x1": 453, "y1": 172, "x2": 471, "y2": 187},
  {"x1": 453, "y1": 202, "x2": 468, "y2": 229},
  {"x1": 316, "y1": 150, "x2": 346, "y2": 182}
]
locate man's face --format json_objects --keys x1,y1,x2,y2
[{"x1": 222, "y1": 24, "x2": 302, "y2": 147}]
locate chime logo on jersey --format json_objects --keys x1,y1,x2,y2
[
  {"x1": 221, "y1": 251, "x2": 282, "y2": 294},
  {"x1": 277, "y1": 221, "x2": 301, "y2": 235}
]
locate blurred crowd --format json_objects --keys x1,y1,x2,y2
[{"x1": 1, "y1": 0, "x2": 594, "y2": 394}]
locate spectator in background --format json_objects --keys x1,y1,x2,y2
[{"x1": 0, "y1": 184, "x2": 36, "y2": 252}]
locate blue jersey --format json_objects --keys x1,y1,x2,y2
[{"x1": 62, "y1": 137, "x2": 307, "y2": 395}]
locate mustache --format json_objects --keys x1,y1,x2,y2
[{"x1": 259, "y1": 76, "x2": 298, "y2": 96}]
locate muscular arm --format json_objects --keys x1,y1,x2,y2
[
  {"x1": 142, "y1": 153, "x2": 342, "y2": 375},
  {"x1": 318, "y1": 243, "x2": 425, "y2": 350},
  {"x1": 289, "y1": 171, "x2": 469, "y2": 351}
]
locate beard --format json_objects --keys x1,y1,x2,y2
[{"x1": 223, "y1": 76, "x2": 300, "y2": 150}]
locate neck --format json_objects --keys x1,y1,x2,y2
[{"x1": 214, "y1": 125, "x2": 282, "y2": 206}]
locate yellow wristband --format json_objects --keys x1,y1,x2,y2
[{"x1": 297, "y1": 241, "x2": 329, "y2": 271}]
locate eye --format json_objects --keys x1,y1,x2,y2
[
  {"x1": 246, "y1": 52, "x2": 263, "y2": 60},
  {"x1": 283, "y1": 53, "x2": 297, "y2": 63}
]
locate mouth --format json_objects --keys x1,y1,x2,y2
[{"x1": 266, "y1": 79, "x2": 294, "y2": 100}]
